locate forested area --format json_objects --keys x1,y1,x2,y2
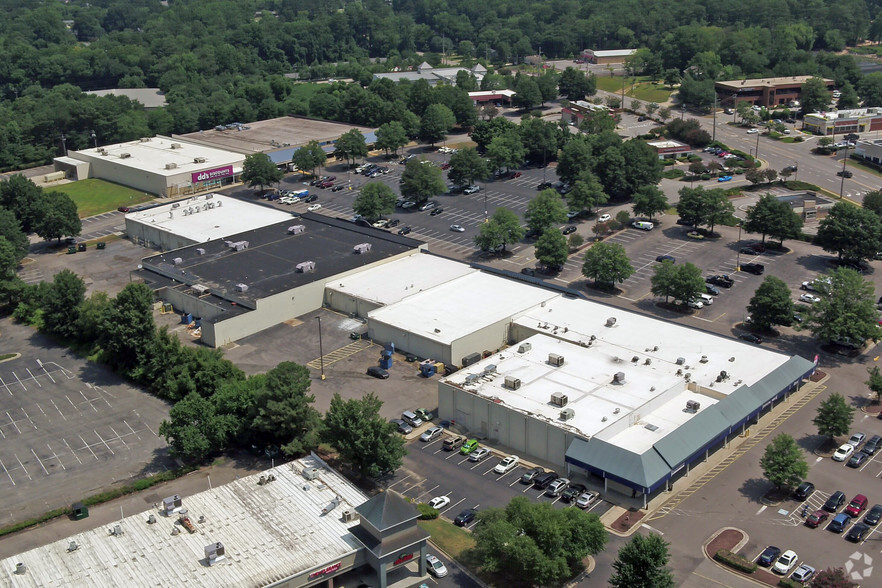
[{"x1": 2, "y1": 0, "x2": 882, "y2": 171}]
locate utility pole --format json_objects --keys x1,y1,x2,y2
[{"x1": 712, "y1": 94, "x2": 717, "y2": 143}]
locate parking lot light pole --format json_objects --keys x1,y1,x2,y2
[
  {"x1": 735, "y1": 223, "x2": 742, "y2": 272},
  {"x1": 315, "y1": 316, "x2": 325, "y2": 380}
]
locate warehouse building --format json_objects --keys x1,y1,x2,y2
[
  {"x1": 580, "y1": 49, "x2": 637, "y2": 65},
  {"x1": 53, "y1": 136, "x2": 245, "y2": 198},
  {"x1": 125, "y1": 193, "x2": 292, "y2": 251},
  {"x1": 0, "y1": 455, "x2": 429, "y2": 588},
  {"x1": 438, "y1": 296, "x2": 815, "y2": 505}
]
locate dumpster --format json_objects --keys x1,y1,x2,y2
[
  {"x1": 379, "y1": 349, "x2": 393, "y2": 369},
  {"x1": 71, "y1": 502, "x2": 89, "y2": 520}
]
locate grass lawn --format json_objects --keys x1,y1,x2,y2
[
  {"x1": 594, "y1": 75, "x2": 623, "y2": 93},
  {"x1": 56, "y1": 179, "x2": 155, "y2": 218},
  {"x1": 418, "y1": 519, "x2": 476, "y2": 558},
  {"x1": 629, "y1": 83, "x2": 672, "y2": 103}
]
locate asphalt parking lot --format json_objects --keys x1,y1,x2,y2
[{"x1": 0, "y1": 321, "x2": 171, "y2": 524}]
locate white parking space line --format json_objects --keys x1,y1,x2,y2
[
  {"x1": 414, "y1": 485, "x2": 439, "y2": 501},
  {"x1": 387, "y1": 474, "x2": 412, "y2": 488},
  {"x1": 11, "y1": 372, "x2": 27, "y2": 391},
  {"x1": 31, "y1": 449, "x2": 49, "y2": 475},
  {"x1": 25, "y1": 368, "x2": 42, "y2": 387},
  {"x1": 442, "y1": 498, "x2": 466, "y2": 515},
  {"x1": 123, "y1": 419, "x2": 141, "y2": 440},
  {"x1": 35, "y1": 403, "x2": 47, "y2": 419},
  {"x1": 50, "y1": 398, "x2": 67, "y2": 421},
  {"x1": 15, "y1": 453, "x2": 31, "y2": 480},
  {"x1": 94, "y1": 430, "x2": 114, "y2": 455},
  {"x1": 78, "y1": 434, "x2": 99, "y2": 461},
  {"x1": 7, "y1": 411, "x2": 22, "y2": 434},
  {"x1": 110, "y1": 426, "x2": 128, "y2": 449},
  {"x1": 20, "y1": 408, "x2": 36, "y2": 430},
  {"x1": 94, "y1": 385, "x2": 116, "y2": 401},
  {"x1": 46, "y1": 443, "x2": 66, "y2": 471},
  {"x1": 0, "y1": 459, "x2": 14, "y2": 486},
  {"x1": 63, "y1": 438, "x2": 83, "y2": 464},
  {"x1": 80, "y1": 390, "x2": 100, "y2": 412},
  {"x1": 0, "y1": 376, "x2": 12, "y2": 395}
]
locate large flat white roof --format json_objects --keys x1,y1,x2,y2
[
  {"x1": 127, "y1": 194, "x2": 292, "y2": 244},
  {"x1": 1, "y1": 455, "x2": 367, "y2": 588},
  {"x1": 70, "y1": 136, "x2": 244, "y2": 178},
  {"x1": 443, "y1": 296, "x2": 792, "y2": 453},
  {"x1": 326, "y1": 254, "x2": 476, "y2": 307},
  {"x1": 368, "y1": 272, "x2": 559, "y2": 345}
]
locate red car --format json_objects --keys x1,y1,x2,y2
[
  {"x1": 319, "y1": 180, "x2": 334, "y2": 188},
  {"x1": 440, "y1": 163, "x2": 450, "y2": 170},
  {"x1": 510, "y1": 171, "x2": 522, "y2": 178},
  {"x1": 805, "y1": 510, "x2": 828, "y2": 528}
]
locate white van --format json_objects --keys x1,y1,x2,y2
[
  {"x1": 698, "y1": 293, "x2": 714, "y2": 305},
  {"x1": 631, "y1": 221, "x2": 654, "y2": 231}
]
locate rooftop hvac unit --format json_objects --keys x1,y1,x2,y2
[
  {"x1": 119, "y1": 152, "x2": 131, "y2": 158},
  {"x1": 613, "y1": 371, "x2": 626, "y2": 384},
  {"x1": 182, "y1": 209, "x2": 189, "y2": 216},
  {"x1": 302, "y1": 467, "x2": 321, "y2": 480},
  {"x1": 700, "y1": 355, "x2": 709, "y2": 363},
  {"x1": 686, "y1": 400, "x2": 701, "y2": 412},
  {"x1": 605, "y1": 317, "x2": 617, "y2": 327},
  {"x1": 461, "y1": 352, "x2": 481, "y2": 367},
  {"x1": 296, "y1": 261, "x2": 315, "y2": 273},
  {"x1": 517, "y1": 342, "x2": 532, "y2": 353},
  {"x1": 288, "y1": 225, "x2": 305, "y2": 235},
  {"x1": 482, "y1": 364, "x2": 496, "y2": 374},
  {"x1": 676, "y1": 357, "x2": 686, "y2": 365},
  {"x1": 560, "y1": 407, "x2": 575, "y2": 421},
  {"x1": 165, "y1": 163, "x2": 177, "y2": 169},
  {"x1": 504, "y1": 376, "x2": 521, "y2": 390},
  {"x1": 98, "y1": 148, "x2": 107, "y2": 154},
  {"x1": 194, "y1": 157, "x2": 206, "y2": 163},
  {"x1": 550, "y1": 392, "x2": 568, "y2": 407},
  {"x1": 227, "y1": 240, "x2": 248, "y2": 251},
  {"x1": 353, "y1": 243, "x2": 372, "y2": 254},
  {"x1": 196, "y1": 248, "x2": 205, "y2": 255},
  {"x1": 139, "y1": 137, "x2": 150, "y2": 142},
  {"x1": 548, "y1": 353, "x2": 564, "y2": 367},
  {"x1": 15, "y1": 563, "x2": 26, "y2": 575},
  {"x1": 342, "y1": 509, "x2": 359, "y2": 523},
  {"x1": 172, "y1": 257, "x2": 183, "y2": 265},
  {"x1": 172, "y1": 203, "x2": 180, "y2": 208},
  {"x1": 322, "y1": 496, "x2": 342, "y2": 514},
  {"x1": 170, "y1": 142, "x2": 182, "y2": 149},
  {"x1": 205, "y1": 542, "x2": 225, "y2": 565},
  {"x1": 162, "y1": 495, "x2": 183, "y2": 514},
  {"x1": 192, "y1": 284, "x2": 210, "y2": 295},
  {"x1": 464, "y1": 374, "x2": 479, "y2": 384},
  {"x1": 235, "y1": 283, "x2": 248, "y2": 292}
]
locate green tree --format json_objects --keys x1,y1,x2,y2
[
  {"x1": 747, "y1": 276, "x2": 795, "y2": 331},
  {"x1": 375, "y1": 121, "x2": 408, "y2": 156},
  {"x1": 801, "y1": 77, "x2": 834, "y2": 115},
  {"x1": 525, "y1": 189, "x2": 568, "y2": 235},
  {"x1": 678, "y1": 75, "x2": 716, "y2": 109},
  {"x1": 0, "y1": 238, "x2": 20, "y2": 282},
  {"x1": 743, "y1": 193, "x2": 803, "y2": 246},
  {"x1": 609, "y1": 533, "x2": 675, "y2": 588},
  {"x1": 759, "y1": 433, "x2": 809, "y2": 491},
  {"x1": 867, "y1": 366, "x2": 882, "y2": 404},
  {"x1": 581, "y1": 242, "x2": 634, "y2": 287},
  {"x1": 74, "y1": 290, "x2": 110, "y2": 347},
  {"x1": 812, "y1": 392, "x2": 855, "y2": 441},
  {"x1": 800, "y1": 267, "x2": 882, "y2": 345},
  {"x1": 41, "y1": 269, "x2": 86, "y2": 339},
  {"x1": 242, "y1": 152, "x2": 283, "y2": 191},
  {"x1": 448, "y1": 147, "x2": 489, "y2": 188},
  {"x1": 632, "y1": 185, "x2": 669, "y2": 221},
  {"x1": 353, "y1": 182, "x2": 396, "y2": 221},
  {"x1": 809, "y1": 567, "x2": 856, "y2": 588},
  {"x1": 556, "y1": 136, "x2": 592, "y2": 184},
  {"x1": 486, "y1": 132, "x2": 527, "y2": 173},
  {"x1": 837, "y1": 81, "x2": 860, "y2": 110},
  {"x1": 322, "y1": 392, "x2": 407, "y2": 479},
  {"x1": 291, "y1": 141, "x2": 327, "y2": 177},
  {"x1": 0, "y1": 208, "x2": 30, "y2": 261},
  {"x1": 651, "y1": 262, "x2": 704, "y2": 305},
  {"x1": 558, "y1": 67, "x2": 595, "y2": 101},
  {"x1": 419, "y1": 103, "x2": 456, "y2": 145},
  {"x1": 816, "y1": 202, "x2": 882, "y2": 263},
  {"x1": 35, "y1": 191, "x2": 81, "y2": 241},
  {"x1": 536, "y1": 70, "x2": 560, "y2": 105},
  {"x1": 534, "y1": 229, "x2": 568, "y2": 270},
  {"x1": 567, "y1": 172, "x2": 608, "y2": 215},
  {"x1": 473, "y1": 208, "x2": 525, "y2": 253},
  {"x1": 99, "y1": 283, "x2": 156, "y2": 375},
  {"x1": 400, "y1": 159, "x2": 446, "y2": 204},
  {"x1": 334, "y1": 129, "x2": 368, "y2": 167},
  {"x1": 513, "y1": 76, "x2": 542, "y2": 110},
  {"x1": 863, "y1": 190, "x2": 882, "y2": 217},
  {"x1": 579, "y1": 111, "x2": 617, "y2": 134},
  {"x1": 471, "y1": 496, "x2": 607, "y2": 587},
  {"x1": 0, "y1": 174, "x2": 44, "y2": 234},
  {"x1": 250, "y1": 362, "x2": 321, "y2": 457},
  {"x1": 518, "y1": 118, "x2": 561, "y2": 163},
  {"x1": 159, "y1": 392, "x2": 232, "y2": 464}
]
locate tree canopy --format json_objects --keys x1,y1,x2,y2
[
  {"x1": 799, "y1": 267, "x2": 882, "y2": 345},
  {"x1": 581, "y1": 242, "x2": 634, "y2": 287},
  {"x1": 743, "y1": 193, "x2": 803, "y2": 245},
  {"x1": 242, "y1": 152, "x2": 283, "y2": 191},
  {"x1": 353, "y1": 182, "x2": 396, "y2": 221},
  {"x1": 813, "y1": 392, "x2": 855, "y2": 441},
  {"x1": 759, "y1": 433, "x2": 809, "y2": 490},
  {"x1": 747, "y1": 276, "x2": 795, "y2": 331},
  {"x1": 816, "y1": 202, "x2": 882, "y2": 263},
  {"x1": 609, "y1": 533, "x2": 675, "y2": 588}
]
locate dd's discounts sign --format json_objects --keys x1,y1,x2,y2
[{"x1": 191, "y1": 165, "x2": 233, "y2": 183}]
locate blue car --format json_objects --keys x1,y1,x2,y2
[
  {"x1": 717, "y1": 175, "x2": 733, "y2": 182},
  {"x1": 830, "y1": 513, "x2": 852, "y2": 533}
]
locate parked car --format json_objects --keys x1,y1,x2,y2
[
  {"x1": 443, "y1": 436, "x2": 464, "y2": 451},
  {"x1": 390, "y1": 418, "x2": 412, "y2": 434},
  {"x1": 848, "y1": 432, "x2": 866, "y2": 447},
  {"x1": 521, "y1": 467, "x2": 545, "y2": 484},
  {"x1": 864, "y1": 504, "x2": 882, "y2": 525},
  {"x1": 739, "y1": 333, "x2": 763, "y2": 344},
  {"x1": 494, "y1": 455, "x2": 520, "y2": 474},
  {"x1": 799, "y1": 294, "x2": 821, "y2": 304},
  {"x1": 805, "y1": 510, "x2": 828, "y2": 528},
  {"x1": 419, "y1": 426, "x2": 443, "y2": 442},
  {"x1": 426, "y1": 554, "x2": 448, "y2": 578},
  {"x1": 366, "y1": 366, "x2": 389, "y2": 379},
  {"x1": 829, "y1": 513, "x2": 852, "y2": 533},
  {"x1": 739, "y1": 247, "x2": 761, "y2": 255},
  {"x1": 741, "y1": 262, "x2": 764, "y2": 275},
  {"x1": 397, "y1": 226, "x2": 412, "y2": 235},
  {"x1": 545, "y1": 478, "x2": 570, "y2": 497},
  {"x1": 331, "y1": 185, "x2": 345, "y2": 192},
  {"x1": 847, "y1": 523, "x2": 871, "y2": 542},
  {"x1": 706, "y1": 274, "x2": 734, "y2": 288},
  {"x1": 454, "y1": 508, "x2": 477, "y2": 526},
  {"x1": 561, "y1": 483, "x2": 587, "y2": 503},
  {"x1": 631, "y1": 220, "x2": 654, "y2": 230},
  {"x1": 597, "y1": 213, "x2": 611, "y2": 223},
  {"x1": 757, "y1": 545, "x2": 781, "y2": 567},
  {"x1": 706, "y1": 284, "x2": 720, "y2": 296},
  {"x1": 460, "y1": 439, "x2": 479, "y2": 455},
  {"x1": 450, "y1": 224, "x2": 465, "y2": 232},
  {"x1": 823, "y1": 491, "x2": 847, "y2": 512},
  {"x1": 533, "y1": 471, "x2": 560, "y2": 488},
  {"x1": 845, "y1": 494, "x2": 868, "y2": 517},
  {"x1": 429, "y1": 207, "x2": 444, "y2": 216},
  {"x1": 848, "y1": 452, "x2": 868, "y2": 468},
  {"x1": 307, "y1": 203, "x2": 322, "y2": 212},
  {"x1": 419, "y1": 201, "x2": 437, "y2": 211},
  {"x1": 656, "y1": 255, "x2": 675, "y2": 263},
  {"x1": 773, "y1": 550, "x2": 798, "y2": 574},
  {"x1": 562, "y1": 225, "x2": 577, "y2": 235},
  {"x1": 469, "y1": 447, "x2": 491, "y2": 462},
  {"x1": 463, "y1": 185, "x2": 480, "y2": 194},
  {"x1": 576, "y1": 491, "x2": 598, "y2": 509},
  {"x1": 833, "y1": 444, "x2": 855, "y2": 461},
  {"x1": 428, "y1": 496, "x2": 450, "y2": 510},
  {"x1": 791, "y1": 564, "x2": 815, "y2": 583},
  {"x1": 414, "y1": 408, "x2": 432, "y2": 422},
  {"x1": 793, "y1": 481, "x2": 815, "y2": 500}
]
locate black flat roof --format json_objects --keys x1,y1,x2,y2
[{"x1": 140, "y1": 213, "x2": 421, "y2": 307}]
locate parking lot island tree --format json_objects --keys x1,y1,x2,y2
[
  {"x1": 581, "y1": 242, "x2": 635, "y2": 288},
  {"x1": 799, "y1": 267, "x2": 882, "y2": 346},
  {"x1": 249, "y1": 362, "x2": 321, "y2": 457},
  {"x1": 470, "y1": 496, "x2": 607, "y2": 587},
  {"x1": 759, "y1": 433, "x2": 809, "y2": 491},
  {"x1": 812, "y1": 392, "x2": 855, "y2": 442},
  {"x1": 42, "y1": 269, "x2": 86, "y2": 340},
  {"x1": 321, "y1": 392, "x2": 407, "y2": 479},
  {"x1": 558, "y1": 67, "x2": 596, "y2": 101},
  {"x1": 448, "y1": 147, "x2": 489, "y2": 188},
  {"x1": 375, "y1": 121, "x2": 408, "y2": 156},
  {"x1": 567, "y1": 171, "x2": 608, "y2": 215},
  {"x1": 353, "y1": 182, "x2": 396, "y2": 222},
  {"x1": 400, "y1": 158, "x2": 446, "y2": 205},
  {"x1": 419, "y1": 103, "x2": 456, "y2": 146},
  {"x1": 651, "y1": 262, "x2": 704, "y2": 306},
  {"x1": 518, "y1": 118, "x2": 563, "y2": 164},
  {"x1": 556, "y1": 136, "x2": 593, "y2": 184},
  {"x1": 816, "y1": 202, "x2": 882, "y2": 264},
  {"x1": 810, "y1": 567, "x2": 857, "y2": 588},
  {"x1": 334, "y1": 128, "x2": 368, "y2": 167},
  {"x1": 609, "y1": 533, "x2": 675, "y2": 588},
  {"x1": 746, "y1": 276, "x2": 795, "y2": 331},
  {"x1": 291, "y1": 140, "x2": 327, "y2": 178},
  {"x1": 473, "y1": 208, "x2": 525, "y2": 254},
  {"x1": 470, "y1": 117, "x2": 518, "y2": 152},
  {"x1": 486, "y1": 130, "x2": 526, "y2": 174},
  {"x1": 242, "y1": 152, "x2": 283, "y2": 192},
  {"x1": 534, "y1": 229, "x2": 568, "y2": 271},
  {"x1": 631, "y1": 185, "x2": 669, "y2": 221},
  {"x1": 525, "y1": 189, "x2": 569, "y2": 236},
  {"x1": 743, "y1": 193, "x2": 803, "y2": 246},
  {"x1": 866, "y1": 366, "x2": 882, "y2": 404}
]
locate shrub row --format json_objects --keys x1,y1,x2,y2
[
  {"x1": 714, "y1": 549, "x2": 757, "y2": 574},
  {"x1": 777, "y1": 577, "x2": 802, "y2": 588},
  {"x1": 417, "y1": 503, "x2": 440, "y2": 520}
]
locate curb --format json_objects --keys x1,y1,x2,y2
[
  {"x1": 425, "y1": 538, "x2": 487, "y2": 588},
  {"x1": 702, "y1": 528, "x2": 769, "y2": 587}
]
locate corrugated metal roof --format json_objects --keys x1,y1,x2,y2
[
  {"x1": 653, "y1": 408, "x2": 731, "y2": 469},
  {"x1": 355, "y1": 491, "x2": 418, "y2": 532},
  {"x1": 1, "y1": 455, "x2": 368, "y2": 587},
  {"x1": 566, "y1": 437, "x2": 669, "y2": 487},
  {"x1": 747, "y1": 355, "x2": 815, "y2": 405}
]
